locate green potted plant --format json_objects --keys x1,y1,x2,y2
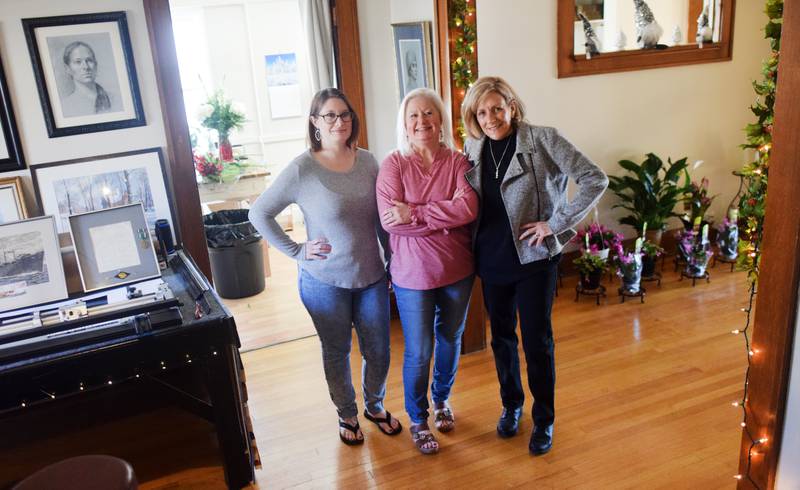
[
  {"x1": 607, "y1": 153, "x2": 690, "y2": 244},
  {"x1": 573, "y1": 251, "x2": 609, "y2": 290},
  {"x1": 640, "y1": 240, "x2": 664, "y2": 277},
  {"x1": 680, "y1": 176, "x2": 717, "y2": 230}
]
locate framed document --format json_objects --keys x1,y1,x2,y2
[{"x1": 68, "y1": 203, "x2": 160, "y2": 292}]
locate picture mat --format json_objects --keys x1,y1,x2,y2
[
  {"x1": 0, "y1": 216, "x2": 67, "y2": 312},
  {"x1": 89, "y1": 220, "x2": 141, "y2": 272},
  {"x1": 34, "y1": 21, "x2": 135, "y2": 128},
  {"x1": 33, "y1": 150, "x2": 173, "y2": 236},
  {"x1": 69, "y1": 203, "x2": 160, "y2": 292}
]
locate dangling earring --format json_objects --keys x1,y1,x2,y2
[
  {"x1": 314, "y1": 128, "x2": 321, "y2": 142},
  {"x1": 439, "y1": 129, "x2": 444, "y2": 142}
]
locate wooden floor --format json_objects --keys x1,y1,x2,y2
[
  {"x1": 1, "y1": 264, "x2": 748, "y2": 489},
  {"x1": 224, "y1": 226, "x2": 317, "y2": 351}
]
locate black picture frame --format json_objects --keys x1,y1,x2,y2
[
  {"x1": 22, "y1": 11, "x2": 146, "y2": 138},
  {"x1": 0, "y1": 52, "x2": 25, "y2": 172}
]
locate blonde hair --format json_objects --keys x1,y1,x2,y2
[
  {"x1": 395, "y1": 88, "x2": 454, "y2": 156},
  {"x1": 461, "y1": 76, "x2": 527, "y2": 140}
]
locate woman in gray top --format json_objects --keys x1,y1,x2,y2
[
  {"x1": 461, "y1": 76, "x2": 608, "y2": 456},
  {"x1": 248, "y1": 88, "x2": 401, "y2": 445}
]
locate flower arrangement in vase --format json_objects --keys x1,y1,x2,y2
[
  {"x1": 573, "y1": 251, "x2": 609, "y2": 290},
  {"x1": 197, "y1": 89, "x2": 246, "y2": 162},
  {"x1": 194, "y1": 151, "x2": 225, "y2": 183}
]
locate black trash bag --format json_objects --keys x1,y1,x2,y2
[{"x1": 202, "y1": 209, "x2": 261, "y2": 248}]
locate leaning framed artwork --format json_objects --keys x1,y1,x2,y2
[
  {"x1": 0, "y1": 215, "x2": 68, "y2": 312},
  {"x1": 69, "y1": 203, "x2": 160, "y2": 292},
  {"x1": 0, "y1": 177, "x2": 28, "y2": 224},
  {"x1": 0, "y1": 52, "x2": 25, "y2": 172},
  {"x1": 22, "y1": 11, "x2": 146, "y2": 138},
  {"x1": 391, "y1": 22, "x2": 435, "y2": 101},
  {"x1": 31, "y1": 148, "x2": 175, "y2": 241}
]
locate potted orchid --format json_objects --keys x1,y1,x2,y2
[
  {"x1": 574, "y1": 251, "x2": 609, "y2": 290},
  {"x1": 716, "y1": 215, "x2": 739, "y2": 260},
  {"x1": 614, "y1": 242, "x2": 643, "y2": 294},
  {"x1": 573, "y1": 223, "x2": 624, "y2": 261},
  {"x1": 641, "y1": 240, "x2": 664, "y2": 277},
  {"x1": 680, "y1": 177, "x2": 716, "y2": 230},
  {"x1": 679, "y1": 228, "x2": 714, "y2": 277}
]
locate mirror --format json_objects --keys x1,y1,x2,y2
[{"x1": 557, "y1": 0, "x2": 735, "y2": 77}]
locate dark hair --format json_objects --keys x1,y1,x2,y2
[
  {"x1": 307, "y1": 88, "x2": 360, "y2": 151},
  {"x1": 63, "y1": 41, "x2": 97, "y2": 66}
]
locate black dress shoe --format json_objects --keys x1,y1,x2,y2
[
  {"x1": 529, "y1": 424, "x2": 553, "y2": 455},
  {"x1": 496, "y1": 407, "x2": 523, "y2": 438}
]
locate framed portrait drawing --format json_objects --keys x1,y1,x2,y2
[
  {"x1": 0, "y1": 53, "x2": 25, "y2": 172},
  {"x1": 22, "y1": 11, "x2": 146, "y2": 138},
  {"x1": 0, "y1": 177, "x2": 28, "y2": 224},
  {"x1": 0, "y1": 215, "x2": 68, "y2": 312},
  {"x1": 391, "y1": 22, "x2": 435, "y2": 101},
  {"x1": 31, "y1": 148, "x2": 175, "y2": 243},
  {"x1": 69, "y1": 203, "x2": 160, "y2": 292}
]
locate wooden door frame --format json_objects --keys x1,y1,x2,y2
[
  {"x1": 141, "y1": 0, "x2": 369, "y2": 281},
  {"x1": 737, "y1": 1, "x2": 800, "y2": 488}
]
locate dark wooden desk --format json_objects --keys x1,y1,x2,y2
[{"x1": 0, "y1": 252, "x2": 257, "y2": 489}]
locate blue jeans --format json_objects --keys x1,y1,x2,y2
[
  {"x1": 298, "y1": 269, "x2": 391, "y2": 418},
  {"x1": 393, "y1": 275, "x2": 474, "y2": 424}
]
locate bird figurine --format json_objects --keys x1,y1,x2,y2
[
  {"x1": 696, "y1": 5, "x2": 713, "y2": 47},
  {"x1": 633, "y1": 0, "x2": 663, "y2": 49},
  {"x1": 578, "y1": 12, "x2": 601, "y2": 57}
]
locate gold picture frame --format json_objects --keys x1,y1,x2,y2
[{"x1": 0, "y1": 176, "x2": 28, "y2": 224}]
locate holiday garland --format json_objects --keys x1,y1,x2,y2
[
  {"x1": 737, "y1": 0, "x2": 782, "y2": 283},
  {"x1": 448, "y1": 0, "x2": 477, "y2": 140},
  {"x1": 733, "y1": 1, "x2": 782, "y2": 487}
]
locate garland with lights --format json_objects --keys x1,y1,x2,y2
[
  {"x1": 733, "y1": 1, "x2": 782, "y2": 486},
  {"x1": 448, "y1": 0, "x2": 477, "y2": 140}
]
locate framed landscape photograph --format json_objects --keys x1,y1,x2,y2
[
  {"x1": 31, "y1": 148, "x2": 175, "y2": 241},
  {"x1": 0, "y1": 177, "x2": 28, "y2": 224},
  {"x1": 69, "y1": 203, "x2": 160, "y2": 292},
  {"x1": 0, "y1": 216, "x2": 68, "y2": 312},
  {"x1": 22, "y1": 11, "x2": 146, "y2": 138},
  {"x1": 0, "y1": 53, "x2": 25, "y2": 172},
  {"x1": 391, "y1": 22, "x2": 435, "y2": 101}
]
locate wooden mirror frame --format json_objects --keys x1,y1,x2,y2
[{"x1": 557, "y1": 0, "x2": 736, "y2": 78}]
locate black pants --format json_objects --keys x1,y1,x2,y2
[{"x1": 482, "y1": 260, "x2": 558, "y2": 427}]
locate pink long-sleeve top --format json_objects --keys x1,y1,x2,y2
[{"x1": 377, "y1": 147, "x2": 479, "y2": 290}]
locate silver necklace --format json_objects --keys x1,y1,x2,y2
[{"x1": 489, "y1": 136, "x2": 512, "y2": 179}]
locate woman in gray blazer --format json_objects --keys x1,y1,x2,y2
[{"x1": 461, "y1": 76, "x2": 608, "y2": 455}]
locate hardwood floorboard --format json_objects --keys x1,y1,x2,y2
[{"x1": 0, "y1": 263, "x2": 747, "y2": 489}]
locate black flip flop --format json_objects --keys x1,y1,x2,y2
[
  {"x1": 338, "y1": 419, "x2": 364, "y2": 446},
  {"x1": 363, "y1": 409, "x2": 403, "y2": 436}
]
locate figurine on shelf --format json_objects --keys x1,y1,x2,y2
[
  {"x1": 696, "y1": 5, "x2": 713, "y2": 47},
  {"x1": 578, "y1": 12, "x2": 601, "y2": 58},
  {"x1": 672, "y1": 25, "x2": 683, "y2": 45},
  {"x1": 615, "y1": 30, "x2": 628, "y2": 51},
  {"x1": 633, "y1": 0, "x2": 663, "y2": 49}
]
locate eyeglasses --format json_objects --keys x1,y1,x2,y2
[{"x1": 316, "y1": 111, "x2": 354, "y2": 124}]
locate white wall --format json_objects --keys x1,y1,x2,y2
[
  {"x1": 475, "y1": 0, "x2": 769, "y2": 235},
  {"x1": 0, "y1": 0, "x2": 168, "y2": 215},
  {"x1": 776, "y1": 295, "x2": 800, "y2": 489},
  {"x1": 358, "y1": 0, "x2": 435, "y2": 161}
]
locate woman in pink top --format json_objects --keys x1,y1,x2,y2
[{"x1": 377, "y1": 88, "x2": 478, "y2": 454}]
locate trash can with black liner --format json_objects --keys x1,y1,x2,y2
[{"x1": 203, "y1": 209, "x2": 265, "y2": 299}]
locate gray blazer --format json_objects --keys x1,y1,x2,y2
[{"x1": 464, "y1": 122, "x2": 608, "y2": 264}]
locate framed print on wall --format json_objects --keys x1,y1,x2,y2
[
  {"x1": 31, "y1": 148, "x2": 175, "y2": 242},
  {"x1": 22, "y1": 11, "x2": 146, "y2": 138},
  {"x1": 391, "y1": 22, "x2": 435, "y2": 102},
  {"x1": 69, "y1": 203, "x2": 160, "y2": 292},
  {"x1": 0, "y1": 216, "x2": 68, "y2": 312},
  {"x1": 0, "y1": 52, "x2": 25, "y2": 172},
  {"x1": 0, "y1": 177, "x2": 28, "y2": 224}
]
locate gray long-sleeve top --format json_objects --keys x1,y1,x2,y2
[{"x1": 248, "y1": 149, "x2": 387, "y2": 289}]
